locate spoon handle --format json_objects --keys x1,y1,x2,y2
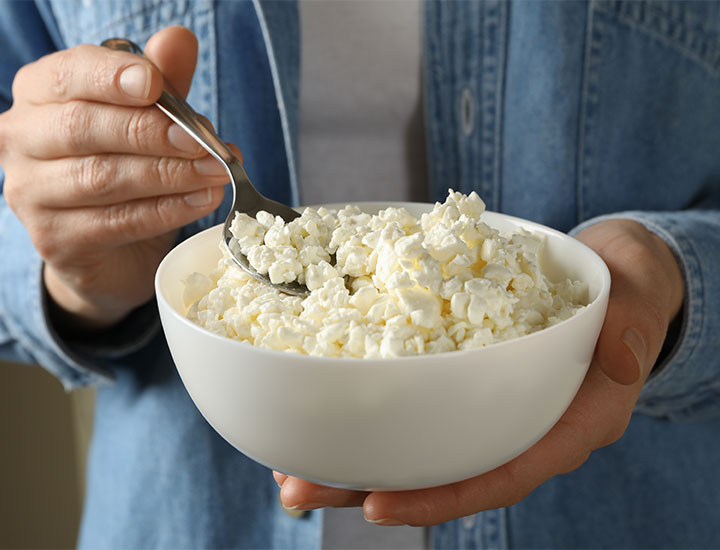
[{"x1": 101, "y1": 38, "x2": 235, "y2": 166}]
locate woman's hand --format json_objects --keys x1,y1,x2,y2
[
  {"x1": 273, "y1": 218, "x2": 684, "y2": 526},
  {"x1": 0, "y1": 26, "x2": 229, "y2": 331}
]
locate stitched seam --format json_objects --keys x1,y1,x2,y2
[
  {"x1": 597, "y1": 1, "x2": 720, "y2": 77},
  {"x1": 424, "y1": 1, "x2": 446, "y2": 201},
  {"x1": 463, "y1": 0, "x2": 481, "y2": 203},
  {"x1": 450, "y1": 3, "x2": 465, "y2": 195},
  {"x1": 574, "y1": 3, "x2": 590, "y2": 225},
  {"x1": 492, "y1": 1, "x2": 508, "y2": 214},
  {"x1": 480, "y1": 1, "x2": 499, "y2": 211},
  {"x1": 456, "y1": 3, "x2": 472, "y2": 194},
  {"x1": 577, "y1": 2, "x2": 603, "y2": 224}
]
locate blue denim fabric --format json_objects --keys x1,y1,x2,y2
[
  {"x1": 424, "y1": 1, "x2": 720, "y2": 548},
  {"x1": 1, "y1": 0, "x2": 719, "y2": 548}
]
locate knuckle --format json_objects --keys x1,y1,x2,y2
[
  {"x1": 27, "y1": 216, "x2": 59, "y2": 259},
  {"x1": 57, "y1": 101, "x2": 87, "y2": 152},
  {"x1": 2, "y1": 174, "x2": 22, "y2": 213},
  {"x1": 10, "y1": 62, "x2": 31, "y2": 102},
  {"x1": 153, "y1": 157, "x2": 185, "y2": 192},
  {"x1": 1, "y1": 167, "x2": 30, "y2": 221},
  {"x1": 75, "y1": 155, "x2": 113, "y2": 199},
  {"x1": 153, "y1": 194, "x2": 177, "y2": 229},
  {"x1": 597, "y1": 403, "x2": 633, "y2": 448},
  {"x1": 494, "y1": 462, "x2": 543, "y2": 509},
  {"x1": 34, "y1": 236, "x2": 58, "y2": 260},
  {"x1": 104, "y1": 201, "x2": 133, "y2": 234},
  {"x1": 600, "y1": 421, "x2": 629, "y2": 448},
  {"x1": 0, "y1": 112, "x2": 7, "y2": 154},
  {"x1": 124, "y1": 107, "x2": 156, "y2": 150},
  {"x1": 412, "y1": 496, "x2": 439, "y2": 526},
  {"x1": 0, "y1": 124, "x2": 12, "y2": 172},
  {"x1": 49, "y1": 49, "x2": 75, "y2": 100},
  {"x1": 90, "y1": 54, "x2": 117, "y2": 95},
  {"x1": 558, "y1": 453, "x2": 591, "y2": 475}
]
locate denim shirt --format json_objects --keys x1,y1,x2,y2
[{"x1": 1, "y1": 1, "x2": 719, "y2": 549}]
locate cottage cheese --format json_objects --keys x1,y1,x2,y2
[{"x1": 185, "y1": 190, "x2": 587, "y2": 358}]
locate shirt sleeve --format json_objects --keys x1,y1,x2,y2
[{"x1": 571, "y1": 209, "x2": 720, "y2": 423}]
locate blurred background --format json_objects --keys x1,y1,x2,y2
[{"x1": 0, "y1": 360, "x2": 94, "y2": 549}]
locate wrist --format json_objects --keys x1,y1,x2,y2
[{"x1": 43, "y1": 264, "x2": 131, "y2": 334}]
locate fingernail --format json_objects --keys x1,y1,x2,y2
[
  {"x1": 281, "y1": 506, "x2": 308, "y2": 518},
  {"x1": 168, "y1": 124, "x2": 202, "y2": 154},
  {"x1": 119, "y1": 64, "x2": 151, "y2": 99},
  {"x1": 622, "y1": 327, "x2": 646, "y2": 379},
  {"x1": 284, "y1": 502, "x2": 326, "y2": 511},
  {"x1": 184, "y1": 188, "x2": 212, "y2": 207},
  {"x1": 194, "y1": 155, "x2": 227, "y2": 176},
  {"x1": 365, "y1": 516, "x2": 406, "y2": 526}
]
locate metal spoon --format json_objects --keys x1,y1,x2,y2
[{"x1": 102, "y1": 38, "x2": 310, "y2": 297}]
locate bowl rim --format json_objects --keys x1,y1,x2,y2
[{"x1": 155, "y1": 205, "x2": 611, "y2": 365}]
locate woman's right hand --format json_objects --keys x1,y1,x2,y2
[{"x1": 0, "y1": 26, "x2": 228, "y2": 332}]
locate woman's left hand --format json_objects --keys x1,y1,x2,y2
[{"x1": 273, "y1": 218, "x2": 684, "y2": 526}]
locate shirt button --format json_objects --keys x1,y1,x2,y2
[
  {"x1": 463, "y1": 513, "x2": 476, "y2": 530},
  {"x1": 461, "y1": 88, "x2": 475, "y2": 136}
]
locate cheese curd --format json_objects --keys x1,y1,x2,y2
[{"x1": 186, "y1": 190, "x2": 587, "y2": 358}]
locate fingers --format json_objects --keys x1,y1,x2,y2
[
  {"x1": 276, "y1": 358, "x2": 639, "y2": 527},
  {"x1": 27, "y1": 185, "x2": 225, "y2": 259},
  {"x1": 26, "y1": 153, "x2": 227, "y2": 208},
  {"x1": 144, "y1": 26, "x2": 198, "y2": 98},
  {"x1": 277, "y1": 476, "x2": 368, "y2": 510},
  {"x1": 13, "y1": 44, "x2": 163, "y2": 106},
  {"x1": 361, "y1": 366, "x2": 631, "y2": 527},
  {"x1": 359, "y1": 444, "x2": 560, "y2": 526},
  {"x1": 18, "y1": 101, "x2": 206, "y2": 159}
]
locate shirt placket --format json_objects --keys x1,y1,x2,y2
[
  {"x1": 424, "y1": 0, "x2": 508, "y2": 211},
  {"x1": 425, "y1": 2, "x2": 511, "y2": 547}
]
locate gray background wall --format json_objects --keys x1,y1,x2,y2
[{"x1": 0, "y1": 360, "x2": 94, "y2": 549}]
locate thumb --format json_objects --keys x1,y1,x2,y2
[
  {"x1": 144, "y1": 26, "x2": 198, "y2": 98},
  {"x1": 595, "y1": 290, "x2": 661, "y2": 385},
  {"x1": 577, "y1": 220, "x2": 684, "y2": 385}
]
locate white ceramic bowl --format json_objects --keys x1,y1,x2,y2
[{"x1": 155, "y1": 203, "x2": 610, "y2": 490}]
